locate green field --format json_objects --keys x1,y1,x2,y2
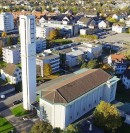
[
  {"x1": 11, "y1": 104, "x2": 29, "y2": 117},
  {"x1": 0, "y1": 116, "x2": 14, "y2": 133}
]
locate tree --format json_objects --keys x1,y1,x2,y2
[
  {"x1": 0, "y1": 47, "x2": 2, "y2": 58},
  {"x1": 53, "y1": 127, "x2": 63, "y2": 133},
  {"x1": 6, "y1": 37, "x2": 14, "y2": 46},
  {"x1": 48, "y1": 29, "x2": 59, "y2": 40},
  {"x1": 80, "y1": 62, "x2": 87, "y2": 69},
  {"x1": 1, "y1": 31, "x2": 7, "y2": 38},
  {"x1": 43, "y1": 64, "x2": 52, "y2": 77},
  {"x1": 87, "y1": 59, "x2": 98, "y2": 69},
  {"x1": 93, "y1": 101, "x2": 122, "y2": 132},
  {"x1": 30, "y1": 120, "x2": 53, "y2": 133},
  {"x1": 63, "y1": 125, "x2": 80, "y2": 133}
]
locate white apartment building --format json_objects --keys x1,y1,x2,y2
[
  {"x1": 1, "y1": 63, "x2": 22, "y2": 84},
  {"x1": 66, "y1": 50, "x2": 84, "y2": 67},
  {"x1": 36, "y1": 38, "x2": 46, "y2": 53},
  {"x1": 36, "y1": 26, "x2": 54, "y2": 38},
  {"x1": 19, "y1": 15, "x2": 36, "y2": 110},
  {"x1": 40, "y1": 21, "x2": 79, "y2": 37},
  {"x1": 78, "y1": 43, "x2": 102, "y2": 59},
  {"x1": 2, "y1": 45, "x2": 20, "y2": 64},
  {"x1": 36, "y1": 52, "x2": 60, "y2": 77},
  {"x1": 39, "y1": 69, "x2": 119, "y2": 129},
  {"x1": 0, "y1": 12, "x2": 14, "y2": 31}
]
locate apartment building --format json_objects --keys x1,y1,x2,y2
[
  {"x1": 36, "y1": 38, "x2": 46, "y2": 53},
  {"x1": 36, "y1": 26, "x2": 54, "y2": 38},
  {"x1": 2, "y1": 45, "x2": 20, "y2": 64},
  {"x1": 36, "y1": 52, "x2": 60, "y2": 77},
  {"x1": 0, "y1": 12, "x2": 14, "y2": 31}
]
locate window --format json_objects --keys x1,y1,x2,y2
[
  {"x1": 89, "y1": 104, "x2": 91, "y2": 108},
  {"x1": 95, "y1": 100, "x2": 96, "y2": 104},
  {"x1": 70, "y1": 116, "x2": 72, "y2": 120},
  {"x1": 77, "y1": 112, "x2": 79, "y2": 116},
  {"x1": 83, "y1": 108, "x2": 85, "y2": 111}
]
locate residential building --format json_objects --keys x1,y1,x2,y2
[
  {"x1": 112, "y1": 24, "x2": 126, "y2": 33},
  {"x1": 36, "y1": 38, "x2": 46, "y2": 53},
  {"x1": 125, "y1": 18, "x2": 130, "y2": 27},
  {"x1": 2, "y1": 45, "x2": 20, "y2": 64},
  {"x1": 108, "y1": 54, "x2": 127, "y2": 74},
  {"x1": 39, "y1": 69, "x2": 119, "y2": 129},
  {"x1": 40, "y1": 20, "x2": 79, "y2": 37},
  {"x1": 19, "y1": 15, "x2": 36, "y2": 110},
  {"x1": 0, "y1": 12, "x2": 14, "y2": 31},
  {"x1": 66, "y1": 50, "x2": 84, "y2": 67},
  {"x1": 36, "y1": 52, "x2": 60, "y2": 77},
  {"x1": 1, "y1": 63, "x2": 22, "y2": 84},
  {"x1": 98, "y1": 20, "x2": 107, "y2": 29},
  {"x1": 36, "y1": 26, "x2": 54, "y2": 38},
  {"x1": 78, "y1": 43, "x2": 102, "y2": 59},
  {"x1": 122, "y1": 69, "x2": 130, "y2": 89}
]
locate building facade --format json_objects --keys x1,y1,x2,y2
[
  {"x1": 2, "y1": 45, "x2": 20, "y2": 64},
  {"x1": 0, "y1": 12, "x2": 14, "y2": 31},
  {"x1": 36, "y1": 53, "x2": 60, "y2": 77},
  {"x1": 36, "y1": 38, "x2": 46, "y2": 53},
  {"x1": 19, "y1": 15, "x2": 36, "y2": 110},
  {"x1": 39, "y1": 69, "x2": 119, "y2": 129},
  {"x1": 1, "y1": 63, "x2": 22, "y2": 84}
]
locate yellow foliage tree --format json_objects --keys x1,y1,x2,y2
[
  {"x1": 2, "y1": 31, "x2": 7, "y2": 38},
  {"x1": 93, "y1": 101, "x2": 122, "y2": 132},
  {"x1": 48, "y1": 29, "x2": 59, "y2": 40},
  {"x1": 43, "y1": 64, "x2": 52, "y2": 77}
]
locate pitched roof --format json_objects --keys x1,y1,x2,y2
[
  {"x1": 78, "y1": 17, "x2": 92, "y2": 24},
  {"x1": 2, "y1": 63, "x2": 18, "y2": 76},
  {"x1": 111, "y1": 54, "x2": 126, "y2": 62},
  {"x1": 41, "y1": 69, "x2": 112, "y2": 104}
]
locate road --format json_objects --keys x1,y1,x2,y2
[{"x1": 0, "y1": 72, "x2": 74, "y2": 112}]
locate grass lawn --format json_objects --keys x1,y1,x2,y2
[
  {"x1": 11, "y1": 104, "x2": 29, "y2": 117},
  {"x1": 0, "y1": 116, "x2": 14, "y2": 133},
  {"x1": 116, "y1": 81, "x2": 130, "y2": 103},
  {"x1": 53, "y1": 39, "x2": 72, "y2": 45}
]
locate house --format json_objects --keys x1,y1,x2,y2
[
  {"x1": 125, "y1": 18, "x2": 130, "y2": 27},
  {"x1": 36, "y1": 53, "x2": 60, "y2": 77},
  {"x1": 77, "y1": 17, "x2": 93, "y2": 28},
  {"x1": 112, "y1": 14, "x2": 122, "y2": 20},
  {"x1": 1, "y1": 63, "x2": 22, "y2": 84},
  {"x1": 112, "y1": 23, "x2": 126, "y2": 33},
  {"x1": 98, "y1": 20, "x2": 110, "y2": 29},
  {"x1": 108, "y1": 54, "x2": 127, "y2": 74},
  {"x1": 122, "y1": 69, "x2": 130, "y2": 89},
  {"x1": 0, "y1": 84, "x2": 15, "y2": 95},
  {"x1": 39, "y1": 69, "x2": 119, "y2": 129}
]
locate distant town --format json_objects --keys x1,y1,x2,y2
[{"x1": 1, "y1": 0, "x2": 130, "y2": 133}]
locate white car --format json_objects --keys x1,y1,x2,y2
[{"x1": 0, "y1": 95, "x2": 5, "y2": 99}]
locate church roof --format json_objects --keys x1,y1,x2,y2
[{"x1": 41, "y1": 69, "x2": 112, "y2": 104}]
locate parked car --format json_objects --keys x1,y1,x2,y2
[
  {"x1": 13, "y1": 99, "x2": 23, "y2": 105},
  {"x1": 0, "y1": 95, "x2": 5, "y2": 99}
]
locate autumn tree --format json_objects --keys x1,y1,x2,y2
[
  {"x1": 80, "y1": 62, "x2": 87, "y2": 69},
  {"x1": 87, "y1": 59, "x2": 98, "y2": 69},
  {"x1": 30, "y1": 120, "x2": 53, "y2": 133},
  {"x1": 48, "y1": 29, "x2": 59, "y2": 40},
  {"x1": 63, "y1": 125, "x2": 80, "y2": 133},
  {"x1": 43, "y1": 64, "x2": 52, "y2": 77},
  {"x1": 1, "y1": 31, "x2": 7, "y2": 38},
  {"x1": 93, "y1": 101, "x2": 122, "y2": 132}
]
